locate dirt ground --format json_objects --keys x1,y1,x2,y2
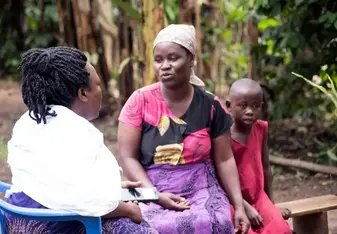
[{"x1": 0, "y1": 81, "x2": 337, "y2": 233}]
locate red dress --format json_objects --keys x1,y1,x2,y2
[{"x1": 231, "y1": 120, "x2": 291, "y2": 234}]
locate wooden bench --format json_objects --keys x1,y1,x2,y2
[{"x1": 276, "y1": 194, "x2": 337, "y2": 234}]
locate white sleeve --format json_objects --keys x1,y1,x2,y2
[{"x1": 46, "y1": 128, "x2": 123, "y2": 217}]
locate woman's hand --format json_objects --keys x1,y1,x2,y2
[
  {"x1": 279, "y1": 208, "x2": 291, "y2": 220},
  {"x1": 126, "y1": 202, "x2": 143, "y2": 224},
  {"x1": 157, "y1": 192, "x2": 190, "y2": 211},
  {"x1": 245, "y1": 204, "x2": 263, "y2": 230},
  {"x1": 122, "y1": 181, "x2": 142, "y2": 188},
  {"x1": 234, "y1": 207, "x2": 250, "y2": 234}
]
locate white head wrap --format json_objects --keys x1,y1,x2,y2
[{"x1": 153, "y1": 24, "x2": 205, "y2": 87}]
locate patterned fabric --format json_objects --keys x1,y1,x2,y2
[
  {"x1": 119, "y1": 83, "x2": 234, "y2": 233},
  {"x1": 140, "y1": 162, "x2": 234, "y2": 234},
  {"x1": 231, "y1": 120, "x2": 292, "y2": 234},
  {"x1": 153, "y1": 24, "x2": 204, "y2": 87},
  {"x1": 5, "y1": 192, "x2": 158, "y2": 234},
  {"x1": 119, "y1": 82, "x2": 232, "y2": 167}
]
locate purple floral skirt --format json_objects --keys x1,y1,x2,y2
[{"x1": 140, "y1": 162, "x2": 234, "y2": 234}]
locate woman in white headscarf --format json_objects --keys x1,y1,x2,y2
[{"x1": 118, "y1": 24, "x2": 250, "y2": 234}]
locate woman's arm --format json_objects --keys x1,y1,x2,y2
[
  {"x1": 117, "y1": 90, "x2": 188, "y2": 211},
  {"x1": 102, "y1": 202, "x2": 132, "y2": 218},
  {"x1": 262, "y1": 131, "x2": 273, "y2": 202},
  {"x1": 103, "y1": 201, "x2": 142, "y2": 224},
  {"x1": 117, "y1": 122, "x2": 154, "y2": 188},
  {"x1": 212, "y1": 131, "x2": 244, "y2": 210},
  {"x1": 118, "y1": 122, "x2": 188, "y2": 211},
  {"x1": 117, "y1": 90, "x2": 154, "y2": 187}
]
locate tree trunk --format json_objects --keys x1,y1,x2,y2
[
  {"x1": 142, "y1": 0, "x2": 166, "y2": 85},
  {"x1": 117, "y1": 10, "x2": 134, "y2": 108},
  {"x1": 56, "y1": 0, "x2": 77, "y2": 46},
  {"x1": 131, "y1": 21, "x2": 144, "y2": 91},
  {"x1": 195, "y1": 2, "x2": 203, "y2": 80},
  {"x1": 200, "y1": 0, "x2": 220, "y2": 87},
  {"x1": 96, "y1": 0, "x2": 118, "y2": 74},
  {"x1": 57, "y1": 0, "x2": 116, "y2": 117},
  {"x1": 244, "y1": 17, "x2": 259, "y2": 80},
  {"x1": 1, "y1": 0, "x2": 25, "y2": 50},
  {"x1": 178, "y1": 0, "x2": 195, "y2": 24},
  {"x1": 244, "y1": 17, "x2": 270, "y2": 120},
  {"x1": 178, "y1": 1, "x2": 209, "y2": 83}
]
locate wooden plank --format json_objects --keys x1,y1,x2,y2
[{"x1": 276, "y1": 195, "x2": 337, "y2": 217}]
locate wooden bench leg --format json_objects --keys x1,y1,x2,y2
[{"x1": 293, "y1": 211, "x2": 329, "y2": 234}]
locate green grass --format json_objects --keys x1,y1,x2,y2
[{"x1": 0, "y1": 139, "x2": 8, "y2": 159}]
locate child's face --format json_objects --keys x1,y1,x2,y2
[{"x1": 227, "y1": 91, "x2": 263, "y2": 127}]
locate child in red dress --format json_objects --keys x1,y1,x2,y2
[{"x1": 226, "y1": 78, "x2": 292, "y2": 234}]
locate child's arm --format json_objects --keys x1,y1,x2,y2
[
  {"x1": 243, "y1": 199, "x2": 264, "y2": 229},
  {"x1": 262, "y1": 128, "x2": 274, "y2": 203},
  {"x1": 262, "y1": 126, "x2": 292, "y2": 220},
  {"x1": 262, "y1": 130, "x2": 291, "y2": 220}
]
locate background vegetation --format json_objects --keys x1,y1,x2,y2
[{"x1": 1, "y1": 0, "x2": 337, "y2": 167}]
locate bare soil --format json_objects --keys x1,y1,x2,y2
[{"x1": 0, "y1": 81, "x2": 336, "y2": 233}]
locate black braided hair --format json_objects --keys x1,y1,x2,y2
[{"x1": 20, "y1": 46, "x2": 90, "y2": 124}]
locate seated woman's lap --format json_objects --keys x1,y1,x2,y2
[
  {"x1": 5, "y1": 192, "x2": 157, "y2": 234},
  {"x1": 6, "y1": 217, "x2": 156, "y2": 234},
  {"x1": 141, "y1": 162, "x2": 234, "y2": 234},
  {"x1": 101, "y1": 218, "x2": 158, "y2": 234},
  {"x1": 141, "y1": 189, "x2": 233, "y2": 234}
]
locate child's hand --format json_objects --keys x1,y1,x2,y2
[
  {"x1": 279, "y1": 208, "x2": 291, "y2": 220},
  {"x1": 245, "y1": 204, "x2": 263, "y2": 230}
]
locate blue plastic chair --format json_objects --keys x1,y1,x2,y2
[{"x1": 0, "y1": 181, "x2": 102, "y2": 234}]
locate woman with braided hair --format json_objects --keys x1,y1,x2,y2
[{"x1": 5, "y1": 46, "x2": 158, "y2": 234}]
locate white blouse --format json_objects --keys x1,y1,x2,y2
[{"x1": 6, "y1": 105, "x2": 122, "y2": 217}]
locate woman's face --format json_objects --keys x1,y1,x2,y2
[
  {"x1": 153, "y1": 42, "x2": 192, "y2": 88},
  {"x1": 78, "y1": 63, "x2": 103, "y2": 120}
]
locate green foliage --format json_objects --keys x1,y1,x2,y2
[
  {"x1": 293, "y1": 71, "x2": 337, "y2": 112},
  {"x1": 111, "y1": 0, "x2": 142, "y2": 22},
  {"x1": 0, "y1": 0, "x2": 58, "y2": 76},
  {"x1": 162, "y1": 0, "x2": 179, "y2": 24},
  {"x1": 254, "y1": 0, "x2": 337, "y2": 71},
  {"x1": 202, "y1": 0, "x2": 251, "y2": 82},
  {"x1": 251, "y1": 0, "x2": 337, "y2": 119},
  {"x1": 24, "y1": 2, "x2": 58, "y2": 47},
  {"x1": 293, "y1": 67, "x2": 337, "y2": 163},
  {"x1": 162, "y1": 0, "x2": 250, "y2": 84}
]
